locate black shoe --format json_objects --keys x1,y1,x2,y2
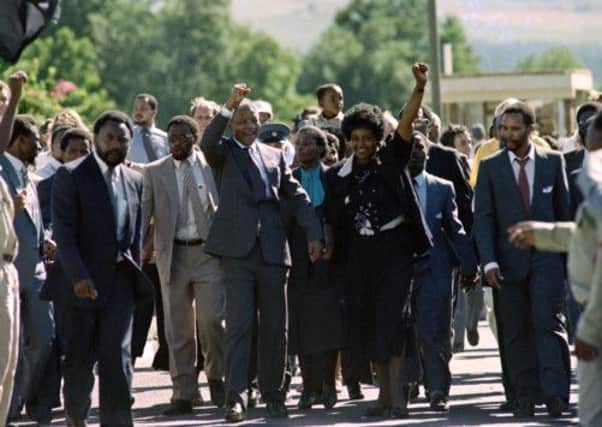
[
  {"x1": 513, "y1": 401, "x2": 535, "y2": 418},
  {"x1": 321, "y1": 387, "x2": 337, "y2": 409},
  {"x1": 498, "y1": 400, "x2": 517, "y2": 412},
  {"x1": 224, "y1": 402, "x2": 246, "y2": 423},
  {"x1": 298, "y1": 391, "x2": 316, "y2": 410},
  {"x1": 208, "y1": 378, "x2": 226, "y2": 408},
  {"x1": 429, "y1": 392, "x2": 449, "y2": 412},
  {"x1": 467, "y1": 328, "x2": 479, "y2": 346},
  {"x1": 247, "y1": 387, "x2": 258, "y2": 408},
  {"x1": 390, "y1": 406, "x2": 409, "y2": 419},
  {"x1": 546, "y1": 397, "x2": 568, "y2": 418},
  {"x1": 266, "y1": 401, "x2": 288, "y2": 418},
  {"x1": 408, "y1": 383, "x2": 420, "y2": 401},
  {"x1": 163, "y1": 399, "x2": 193, "y2": 416},
  {"x1": 151, "y1": 349, "x2": 169, "y2": 371},
  {"x1": 347, "y1": 382, "x2": 364, "y2": 400}
]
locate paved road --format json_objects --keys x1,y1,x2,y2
[{"x1": 16, "y1": 321, "x2": 579, "y2": 426}]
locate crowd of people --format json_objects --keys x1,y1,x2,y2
[{"x1": 0, "y1": 61, "x2": 600, "y2": 427}]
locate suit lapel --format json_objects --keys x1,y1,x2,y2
[
  {"x1": 0, "y1": 155, "x2": 38, "y2": 230},
  {"x1": 194, "y1": 150, "x2": 218, "y2": 212},
  {"x1": 85, "y1": 155, "x2": 118, "y2": 236},
  {"x1": 529, "y1": 147, "x2": 546, "y2": 216}
]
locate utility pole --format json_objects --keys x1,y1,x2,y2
[{"x1": 427, "y1": 0, "x2": 441, "y2": 116}]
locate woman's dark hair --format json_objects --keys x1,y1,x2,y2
[
  {"x1": 341, "y1": 103, "x2": 385, "y2": 142},
  {"x1": 440, "y1": 124, "x2": 468, "y2": 149}
]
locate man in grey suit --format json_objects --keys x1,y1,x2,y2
[
  {"x1": 201, "y1": 84, "x2": 323, "y2": 422},
  {"x1": 474, "y1": 102, "x2": 571, "y2": 419},
  {"x1": 142, "y1": 115, "x2": 225, "y2": 415}
]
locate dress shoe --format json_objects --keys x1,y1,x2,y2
[
  {"x1": 513, "y1": 400, "x2": 535, "y2": 418},
  {"x1": 65, "y1": 414, "x2": 88, "y2": 427},
  {"x1": 498, "y1": 400, "x2": 517, "y2": 412},
  {"x1": 321, "y1": 386, "x2": 337, "y2": 409},
  {"x1": 429, "y1": 392, "x2": 449, "y2": 412},
  {"x1": 346, "y1": 382, "x2": 364, "y2": 400},
  {"x1": 163, "y1": 399, "x2": 193, "y2": 416},
  {"x1": 208, "y1": 378, "x2": 226, "y2": 408},
  {"x1": 224, "y1": 402, "x2": 246, "y2": 423},
  {"x1": 247, "y1": 387, "x2": 259, "y2": 408},
  {"x1": 467, "y1": 327, "x2": 479, "y2": 346},
  {"x1": 298, "y1": 391, "x2": 317, "y2": 409},
  {"x1": 546, "y1": 397, "x2": 568, "y2": 418},
  {"x1": 266, "y1": 400, "x2": 288, "y2": 418},
  {"x1": 408, "y1": 383, "x2": 420, "y2": 401},
  {"x1": 192, "y1": 393, "x2": 203, "y2": 407},
  {"x1": 452, "y1": 342, "x2": 464, "y2": 353}
]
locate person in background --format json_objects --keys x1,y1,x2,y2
[
  {"x1": 258, "y1": 123, "x2": 296, "y2": 167},
  {"x1": 254, "y1": 100, "x2": 273, "y2": 125},
  {"x1": 441, "y1": 124, "x2": 472, "y2": 159},
  {"x1": 190, "y1": 97, "x2": 220, "y2": 142},
  {"x1": 314, "y1": 83, "x2": 344, "y2": 134},
  {"x1": 35, "y1": 123, "x2": 70, "y2": 180},
  {"x1": 323, "y1": 132, "x2": 340, "y2": 166},
  {"x1": 36, "y1": 109, "x2": 88, "y2": 172},
  {"x1": 470, "y1": 123, "x2": 486, "y2": 157}
]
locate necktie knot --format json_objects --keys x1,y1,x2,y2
[{"x1": 515, "y1": 157, "x2": 529, "y2": 167}]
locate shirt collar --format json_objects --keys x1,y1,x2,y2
[
  {"x1": 173, "y1": 151, "x2": 196, "y2": 168},
  {"x1": 93, "y1": 151, "x2": 120, "y2": 176},
  {"x1": 47, "y1": 156, "x2": 62, "y2": 170},
  {"x1": 508, "y1": 143, "x2": 536, "y2": 163},
  {"x1": 5, "y1": 152, "x2": 25, "y2": 174},
  {"x1": 413, "y1": 170, "x2": 426, "y2": 187},
  {"x1": 233, "y1": 137, "x2": 256, "y2": 152}
]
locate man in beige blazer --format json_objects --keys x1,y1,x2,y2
[{"x1": 142, "y1": 115, "x2": 225, "y2": 415}]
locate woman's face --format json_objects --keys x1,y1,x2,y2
[
  {"x1": 295, "y1": 131, "x2": 323, "y2": 165},
  {"x1": 350, "y1": 128, "x2": 379, "y2": 164}
]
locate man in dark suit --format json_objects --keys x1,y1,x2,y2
[
  {"x1": 474, "y1": 102, "x2": 571, "y2": 419},
  {"x1": 49, "y1": 111, "x2": 152, "y2": 427},
  {"x1": 0, "y1": 114, "x2": 58, "y2": 425},
  {"x1": 563, "y1": 102, "x2": 602, "y2": 179},
  {"x1": 201, "y1": 84, "x2": 323, "y2": 422},
  {"x1": 409, "y1": 131, "x2": 478, "y2": 412}
]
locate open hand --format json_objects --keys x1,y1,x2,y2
[
  {"x1": 225, "y1": 83, "x2": 251, "y2": 111},
  {"x1": 74, "y1": 279, "x2": 98, "y2": 300},
  {"x1": 574, "y1": 338, "x2": 599, "y2": 361},
  {"x1": 412, "y1": 63, "x2": 429, "y2": 90}
]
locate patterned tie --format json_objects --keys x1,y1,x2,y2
[
  {"x1": 141, "y1": 127, "x2": 158, "y2": 163},
  {"x1": 516, "y1": 157, "x2": 530, "y2": 213},
  {"x1": 179, "y1": 161, "x2": 211, "y2": 239}
]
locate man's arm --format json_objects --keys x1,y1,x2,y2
[
  {"x1": 51, "y1": 167, "x2": 91, "y2": 285},
  {"x1": 0, "y1": 72, "x2": 27, "y2": 155},
  {"x1": 442, "y1": 183, "x2": 477, "y2": 276},
  {"x1": 554, "y1": 154, "x2": 571, "y2": 222}
]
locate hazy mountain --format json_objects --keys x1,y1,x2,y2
[{"x1": 231, "y1": 0, "x2": 602, "y2": 84}]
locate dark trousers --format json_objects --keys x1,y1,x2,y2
[
  {"x1": 497, "y1": 258, "x2": 571, "y2": 403},
  {"x1": 299, "y1": 350, "x2": 337, "y2": 395},
  {"x1": 222, "y1": 243, "x2": 288, "y2": 407},
  {"x1": 62, "y1": 263, "x2": 135, "y2": 426},
  {"x1": 414, "y1": 267, "x2": 453, "y2": 398},
  {"x1": 131, "y1": 263, "x2": 156, "y2": 360},
  {"x1": 492, "y1": 287, "x2": 515, "y2": 404}
]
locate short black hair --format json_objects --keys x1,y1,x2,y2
[
  {"x1": 167, "y1": 115, "x2": 200, "y2": 141},
  {"x1": 60, "y1": 127, "x2": 92, "y2": 151},
  {"x1": 50, "y1": 124, "x2": 72, "y2": 147},
  {"x1": 500, "y1": 102, "x2": 535, "y2": 127},
  {"x1": 297, "y1": 125, "x2": 328, "y2": 159},
  {"x1": 93, "y1": 111, "x2": 134, "y2": 137},
  {"x1": 9, "y1": 114, "x2": 37, "y2": 146},
  {"x1": 135, "y1": 93, "x2": 158, "y2": 111},
  {"x1": 440, "y1": 124, "x2": 468, "y2": 149},
  {"x1": 341, "y1": 103, "x2": 385, "y2": 142},
  {"x1": 577, "y1": 102, "x2": 602, "y2": 125},
  {"x1": 316, "y1": 84, "x2": 342, "y2": 101}
]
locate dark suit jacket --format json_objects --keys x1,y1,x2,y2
[
  {"x1": 474, "y1": 146, "x2": 570, "y2": 284},
  {"x1": 0, "y1": 154, "x2": 46, "y2": 287},
  {"x1": 423, "y1": 173, "x2": 477, "y2": 278},
  {"x1": 46, "y1": 154, "x2": 151, "y2": 308},
  {"x1": 426, "y1": 143, "x2": 474, "y2": 232},
  {"x1": 201, "y1": 112, "x2": 321, "y2": 266},
  {"x1": 324, "y1": 133, "x2": 432, "y2": 267},
  {"x1": 37, "y1": 174, "x2": 54, "y2": 231},
  {"x1": 569, "y1": 168, "x2": 583, "y2": 220},
  {"x1": 563, "y1": 147, "x2": 585, "y2": 178}
]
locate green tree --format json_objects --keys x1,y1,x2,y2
[
  {"x1": 515, "y1": 47, "x2": 584, "y2": 72},
  {"x1": 439, "y1": 15, "x2": 480, "y2": 73}
]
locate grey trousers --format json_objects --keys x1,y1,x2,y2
[
  {"x1": 578, "y1": 355, "x2": 602, "y2": 427},
  {"x1": 453, "y1": 280, "x2": 483, "y2": 348},
  {"x1": 222, "y1": 243, "x2": 288, "y2": 407},
  {"x1": 162, "y1": 244, "x2": 225, "y2": 401},
  {"x1": 0, "y1": 263, "x2": 19, "y2": 423}
]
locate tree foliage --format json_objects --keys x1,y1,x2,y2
[
  {"x1": 440, "y1": 15, "x2": 480, "y2": 74},
  {"x1": 515, "y1": 47, "x2": 584, "y2": 72}
]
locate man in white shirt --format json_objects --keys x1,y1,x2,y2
[
  {"x1": 142, "y1": 115, "x2": 225, "y2": 416},
  {"x1": 128, "y1": 93, "x2": 169, "y2": 164}
]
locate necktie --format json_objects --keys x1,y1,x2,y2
[
  {"x1": 20, "y1": 167, "x2": 29, "y2": 189},
  {"x1": 179, "y1": 161, "x2": 211, "y2": 239},
  {"x1": 105, "y1": 167, "x2": 125, "y2": 241},
  {"x1": 516, "y1": 157, "x2": 530, "y2": 213},
  {"x1": 141, "y1": 127, "x2": 158, "y2": 163},
  {"x1": 240, "y1": 145, "x2": 269, "y2": 201}
]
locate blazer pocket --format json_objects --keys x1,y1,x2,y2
[{"x1": 542, "y1": 185, "x2": 553, "y2": 194}]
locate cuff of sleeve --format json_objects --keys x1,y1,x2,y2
[
  {"x1": 221, "y1": 107, "x2": 233, "y2": 119},
  {"x1": 483, "y1": 262, "x2": 499, "y2": 274}
]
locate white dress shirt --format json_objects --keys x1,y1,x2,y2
[
  {"x1": 127, "y1": 125, "x2": 169, "y2": 164},
  {"x1": 94, "y1": 152, "x2": 128, "y2": 242},
  {"x1": 173, "y1": 154, "x2": 209, "y2": 240},
  {"x1": 36, "y1": 156, "x2": 62, "y2": 180},
  {"x1": 484, "y1": 144, "x2": 536, "y2": 274}
]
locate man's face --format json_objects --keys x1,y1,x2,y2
[
  {"x1": 408, "y1": 132, "x2": 429, "y2": 177},
  {"x1": 412, "y1": 108, "x2": 432, "y2": 138},
  {"x1": 14, "y1": 129, "x2": 41, "y2": 166},
  {"x1": 454, "y1": 131, "x2": 472, "y2": 157},
  {"x1": 231, "y1": 107, "x2": 260, "y2": 146},
  {"x1": 63, "y1": 137, "x2": 91, "y2": 163},
  {"x1": 193, "y1": 103, "x2": 216, "y2": 136},
  {"x1": 168, "y1": 122, "x2": 195, "y2": 161},
  {"x1": 132, "y1": 99, "x2": 156, "y2": 126},
  {"x1": 258, "y1": 112, "x2": 272, "y2": 125},
  {"x1": 95, "y1": 120, "x2": 131, "y2": 166},
  {"x1": 498, "y1": 113, "x2": 531, "y2": 154},
  {"x1": 0, "y1": 87, "x2": 9, "y2": 117},
  {"x1": 319, "y1": 89, "x2": 343, "y2": 118}
]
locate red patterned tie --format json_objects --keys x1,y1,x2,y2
[{"x1": 516, "y1": 157, "x2": 530, "y2": 213}]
